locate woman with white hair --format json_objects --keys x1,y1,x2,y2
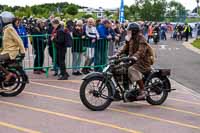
[{"x1": 82, "y1": 17, "x2": 99, "y2": 74}]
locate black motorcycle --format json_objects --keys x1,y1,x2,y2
[
  {"x1": 0, "y1": 54, "x2": 28, "y2": 97},
  {"x1": 80, "y1": 56, "x2": 174, "y2": 111}
]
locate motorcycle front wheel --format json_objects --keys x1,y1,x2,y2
[{"x1": 80, "y1": 76, "x2": 113, "y2": 111}]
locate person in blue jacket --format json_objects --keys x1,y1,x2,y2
[
  {"x1": 96, "y1": 20, "x2": 112, "y2": 72},
  {"x1": 13, "y1": 18, "x2": 28, "y2": 50}
]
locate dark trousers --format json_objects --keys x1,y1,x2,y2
[
  {"x1": 56, "y1": 47, "x2": 67, "y2": 76},
  {"x1": 185, "y1": 32, "x2": 189, "y2": 41},
  {"x1": 33, "y1": 43, "x2": 46, "y2": 71}
]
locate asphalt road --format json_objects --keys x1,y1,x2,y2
[
  {"x1": 154, "y1": 38, "x2": 200, "y2": 94},
  {"x1": 0, "y1": 72, "x2": 200, "y2": 133}
]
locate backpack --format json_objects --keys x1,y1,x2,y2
[{"x1": 146, "y1": 42, "x2": 156, "y2": 65}]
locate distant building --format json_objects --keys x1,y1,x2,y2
[
  {"x1": 78, "y1": 7, "x2": 117, "y2": 18},
  {"x1": 187, "y1": 11, "x2": 200, "y2": 18}
]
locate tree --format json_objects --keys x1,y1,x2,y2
[
  {"x1": 166, "y1": 0, "x2": 186, "y2": 22},
  {"x1": 82, "y1": 14, "x2": 94, "y2": 19},
  {"x1": 134, "y1": 0, "x2": 167, "y2": 21},
  {"x1": 129, "y1": 4, "x2": 139, "y2": 20},
  {"x1": 66, "y1": 5, "x2": 78, "y2": 16},
  {"x1": 104, "y1": 10, "x2": 112, "y2": 17}
]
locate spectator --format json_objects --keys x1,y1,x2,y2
[
  {"x1": 184, "y1": 23, "x2": 190, "y2": 42},
  {"x1": 47, "y1": 19, "x2": 59, "y2": 76},
  {"x1": 147, "y1": 23, "x2": 153, "y2": 43},
  {"x1": 31, "y1": 19, "x2": 47, "y2": 74},
  {"x1": 96, "y1": 19, "x2": 101, "y2": 28},
  {"x1": 160, "y1": 24, "x2": 167, "y2": 40},
  {"x1": 119, "y1": 25, "x2": 127, "y2": 46},
  {"x1": 72, "y1": 20, "x2": 85, "y2": 75},
  {"x1": 113, "y1": 21, "x2": 121, "y2": 49},
  {"x1": 51, "y1": 18, "x2": 69, "y2": 80},
  {"x1": 108, "y1": 21, "x2": 117, "y2": 56},
  {"x1": 13, "y1": 18, "x2": 29, "y2": 50},
  {"x1": 96, "y1": 20, "x2": 112, "y2": 72},
  {"x1": 143, "y1": 22, "x2": 149, "y2": 40},
  {"x1": 82, "y1": 17, "x2": 99, "y2": 74}
]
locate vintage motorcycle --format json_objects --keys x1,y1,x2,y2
[
  {"x1": 0, "y1": 54, "x2": 28, "y2": 97},
  {"x1": 80, "y1": 56, "x2": 174, "y2": 111}
]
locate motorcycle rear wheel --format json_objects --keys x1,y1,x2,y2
[
  {"x1": 145, "y1": 73, "x2": 168, "y2": 105},
  {"x1": 0, "y1": 69, "x2": 26, "y2": 97}
]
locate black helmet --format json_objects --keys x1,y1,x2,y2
[{"x1": 127, "y1": 22, "x2": 140, "y2": 33}]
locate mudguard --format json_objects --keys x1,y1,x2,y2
[
  {"x1": 162, "y1": 77, "x2": 171, "y2": 92},
  {"x1": 82, "y1": 72, "x2": 104, "y2": 80},
  {"x1": 145, "y1": 71, "x2": 171, "y2": 92},
  {"x1": 82, "y1": 72, "x2": 116, "y2": 97},
  {"x1": 15, "y1": 68, "x2": 29, "y2": 83}
]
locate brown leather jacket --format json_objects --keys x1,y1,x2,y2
[{"x1": 119, "y1": 34, "x2": 154, "y2": 73}]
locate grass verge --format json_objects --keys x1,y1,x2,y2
[{"x1": 192, "y1": 39, "x2": 200, "y2": 49}]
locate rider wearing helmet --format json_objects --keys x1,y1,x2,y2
[
  {"x1": 0, "y1": 11, "x2": 25, "y2": 81},
  {"x1": 117, "y1": 22, "x2": 155, "y2": 100}
]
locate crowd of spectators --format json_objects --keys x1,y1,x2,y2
[{"x1": 0, "y1": 15, "x2": 197, "y2": 80}]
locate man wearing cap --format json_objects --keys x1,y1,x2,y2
[{"x1": 51, "y1": 18, "x2": 69, "y2": 80}]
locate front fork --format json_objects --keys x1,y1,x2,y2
[
  {"x1": 97, "y1": 72, "x2": 117, "y2": 100},
  {"x1": 98, "y1": 72, "x2": 112, "y2": 93}
]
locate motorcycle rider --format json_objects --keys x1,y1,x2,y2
[
  {"x1": 117, "y1": 22, "x2": 155, "y2": 100},
  {"x1": 0, "y1": 11, "x2": 25, "y2": 81}
]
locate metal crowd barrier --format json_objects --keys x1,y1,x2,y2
[{"x1": 1, "y1": 34, "x2": 110, "y2": 77}]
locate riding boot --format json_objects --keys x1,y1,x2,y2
[{"x1": 136, "y1": 80, "x2": 146, "y2": 100}]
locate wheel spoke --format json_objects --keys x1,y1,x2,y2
[{"x1": 84, "y1": 79, "x2": 110, "y2": 107}]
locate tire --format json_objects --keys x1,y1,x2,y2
[
  {"x1": 80, "y1": 76, "x2": 113, "y2": 111},
  {"x1": 145, "y1": 73, "x2": 168, "y2": 105},
  {"x1": 1, "y1": 69, "x2": 27, "y2": 97}
]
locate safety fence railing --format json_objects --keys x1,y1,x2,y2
[{"x1": 0, "y1": 34, "x2": 112, "y2": 77}]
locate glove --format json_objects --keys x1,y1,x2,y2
[
  {"x1": 121, "y1": 56, "x2": 137, "y2": 62},
  {"x1": 131, "y1": 56, "x2": 138, "y2": 61},
  {"x1": 109, "y1": 54, "x2": 119, "y2": 60},
  {"x1": 121, "y1": 57, "x2": 130, "y2": 62},
  {"x1": 20, "y1": 53, "x2": 25, "y2": 59}
]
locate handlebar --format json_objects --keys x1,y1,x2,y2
[{"x1": 108, "y1": 56, "x2": 118, "y2": 61}]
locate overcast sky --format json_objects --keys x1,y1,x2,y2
[{"x1": 0, "y1": 0, "x2": 197, "y2": 10}]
